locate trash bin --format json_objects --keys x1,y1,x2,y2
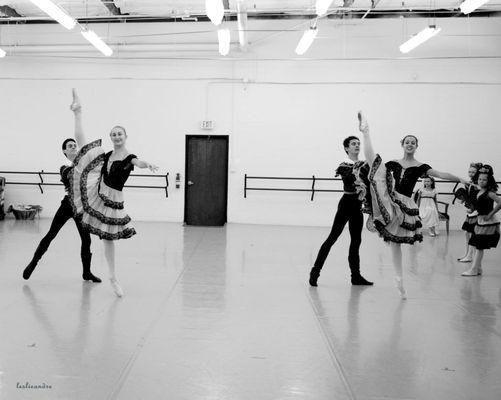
[{"x1": 7, "y1": 204, "x2": 42, "y2": 220}]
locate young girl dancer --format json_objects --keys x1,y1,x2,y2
[
  {"x1": 358, "y1": 111, "x2": 467, "y2": 299},
  {"x1": 461, "y1": 165, "x2": 501, "y2": 276},
  {"x1": 457, "y1": 163, "x2": 482, "y2": 262},
  {"x1": 69, "y1": 89, "x2": 158, "y2": 297},
  {"x1": 414, "y1": 176, "x2": 440, "y2": 237}
]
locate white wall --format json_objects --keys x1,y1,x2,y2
[{"x1": 1, "y1": 17, "x2": 500, "y2": 229}]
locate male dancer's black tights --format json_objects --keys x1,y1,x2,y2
[
  {"x1": 24, "y1": 196, "x2": 96, "y2": 280},
  {"x1": 313, "y1": 194, "x2": 363, "y2": 276}
]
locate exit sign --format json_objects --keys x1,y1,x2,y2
[{"x1": 200, "y1": 120, "x2": 214, "y2": 130}]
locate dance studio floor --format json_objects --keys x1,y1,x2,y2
[{"x1": 0, "y1": 219, "x2": 500, "y2": 400}]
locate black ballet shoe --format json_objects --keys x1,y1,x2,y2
[
  {"x1": 82, "y1": 272, "x2": 102, "y2": 283},
  {"x1": 23, "y1": 261, "x2": 37, "y2": 280},
  {"x1": 309, "y1": 267, "x2": 321, "y2": 287},
  {"x1": 351, "y1": 274, "x2": 374, "y2": 286}
]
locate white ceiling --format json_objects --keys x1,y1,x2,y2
[
  {"x1": 0, "y1": 1, "x2": 500, "y2": 59},
  {"x1": 0, "y1": 0, "x2": 500, "y2": 21}
]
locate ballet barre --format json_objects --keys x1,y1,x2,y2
[
  {"x1": 0, "y1": 171, "x2": 170, "y2": 197},
  {"x1": 244, "y1": 175, "x2": 344, "y2": 201},
  {"x1": 243, "y1": 175, "x2": 500, "y2": 201}
]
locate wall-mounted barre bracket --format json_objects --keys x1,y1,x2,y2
[{"x1": 311, "y1": 175, "x2": 316, "y2": 201}]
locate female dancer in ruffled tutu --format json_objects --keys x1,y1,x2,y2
[
  {"x1": 414, "y1": 176, "x2": 440, "y2": 237},
  {"x1": 456, "y1": 163, "x2": 482, "y2": 262},
  {"x1": 358, "y1": 111, "x2": 467, "y2": 299},
  {"x1": 461, "y1": 165, "x2": 501, "y2": 276},
  {"x1": 69, "y1": 89, "x2": 158, "y2": 297}
]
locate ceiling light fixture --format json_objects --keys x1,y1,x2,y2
[
  {"x1": 29, "y1": 0, "x2": 76, "y2": 30},
  {"x1": 315, "y1": 0, "x2": 334, "y2": 17},
  {"x1": 206, "y1": 0, "x2": 224, "y2": 26},
  {"x1": 81, "y1": 29, "x2": 113, "y2": 56},
  {"x1": 460, "y1": 0, "x2": 490, "y2": 14},
  {"x1": 295, "y1": 27, "x2": 318, "y2": 55},
  {"x1": 217, "y1": 29, "x2": 230, "y2": 56},
  {"x1": 399, "y1": 25, "x2": 441, "y2": 54}
]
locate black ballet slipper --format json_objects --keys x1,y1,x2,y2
[
  {"x1": 82, "y1": 272, "x2": 102, "y2": 283},
  {"x1": 23, "y1": 261, "x2": 37, "y2": 280},
  {"x1": 309, "y1": 267, "x2": 321, "y2": 287},
  {"x1": 351, "y1": 274, "x2": 374, "y2": 286}
]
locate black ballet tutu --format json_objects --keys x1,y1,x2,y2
[{"x1": 469, "y1": 215, "x2": 500, "y2": 250}]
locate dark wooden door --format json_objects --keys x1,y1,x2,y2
[{"x1": 185, "y1": 135, "x2": 229, "y2": 226}]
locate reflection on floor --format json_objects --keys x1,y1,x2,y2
[{"x1": 0, "y1": 219, "x2": 500, "y2": 400}]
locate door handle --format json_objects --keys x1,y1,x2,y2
[{"x1": 187, "y1": 181, "x2": 194, "y2": 186}]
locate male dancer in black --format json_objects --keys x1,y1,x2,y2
[
  {"x1": 23, "y1": 138, "x2": 101, "y2": 283},
  {"x1": 309, "y1": 136, "x2": 373, "y2": 287}
]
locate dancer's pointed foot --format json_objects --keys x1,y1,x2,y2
[
  {"x1": 394, "y1": 277, "x2": 407, "y2": 300},
  {"x1": 457, "y1": 257, "x2": 473, "y2": 263},
  {"x1": 309, "y1": 267, "x2": 321, "y2": 287},
  {"x1": 461, "y1": 266, "x2": 479, "y2": 276},
  {"x1": 109, "y1": 278, "x2": 124, "y2": 297},
  {"x1": 351, "y1": 274, "x2": 374, "y2": 285},
  {"x1": 83, "y1": 272, "x2": 102, "y2": 283},
  {"x1": 23, "y1": 261, "x2": 37, "y2": 280}
]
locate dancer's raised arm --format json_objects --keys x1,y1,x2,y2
[
  {"x1": 70, "y1": 89, "x2": 87, "y2": 147},
  {"x1": 427, "y1": 168, "x2": 468, "y2": 186},
  {"x1": 131, "y1": 158, "x2": 159, "y2": 173},
  {"x1": 358, "y1": 111, "x2": 375, "y2": 165}
]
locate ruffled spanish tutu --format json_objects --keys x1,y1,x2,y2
[
  {"x1": 68, "y1": 140, "x2": 136, "y2": 240},
  {"x1": 366, "y1": 154, "x2": 423, "y2": 244},
  {"x1": 469, "y1": 214, "x2": 500, "y2": 250},
  {"x1": 461, "y1": 211, "x2": 478, "y2": 233}
]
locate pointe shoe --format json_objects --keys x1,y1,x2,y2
[
  {"x1": 477, "y1": 266, "x2": 483, "y2": 275},
  {"x1": 309, "y1": 267, "x2": 321, "y2": 287},
  {"x1": 82, "y1": 272, "x2": 102, "y2": 283},
  {"x1": 109, "y1": 278, "x2": 124, "y2": 297},
  {"x1": 461, "y1": 267, "x2": 479, "y2": 277},
  {"x1": 457, "y1": 257, "x2": 473, "y2": 263},
  {"x1": 394, "y1": 277, "x2": 407, "y2": 300}
]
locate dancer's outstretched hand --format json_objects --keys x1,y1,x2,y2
[
  {"x1": 148, "y1": 163, "x2": 159, "y2": 173},
  {"x1": 70, "y1": 88, "x2": 82, "y2": 113},
  {"x1": 358, "y1": 111, "x2": 369, "y2": 133}
]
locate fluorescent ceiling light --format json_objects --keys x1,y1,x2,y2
[
  {"x1": 206, "y1": 0, "x2": 224, "y2": 26},
  {"x1": 217, "y1": 29, "x2": 230, "y2": 56},
  {"x1": 81, "y1": 30, "x2": 113, "y2": 56},
  {"x1": 399, "y1": 25, "x2": 441, "y2": 54},
  {"x1": 460, "y1": 0, "x2": 490, "y2": 14},
  {"x1": 316, "y1": 0, "x2": 334, "y2": 16},
  {"x1": 30, "y1": 0, "x2": 76, "y2": 30},
  {"x1": 295, "y1": 28, "x2": 318, "y2": 55},
  {"x1": 0, "y1": 48, "x2": 5, "y2": 58}
]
